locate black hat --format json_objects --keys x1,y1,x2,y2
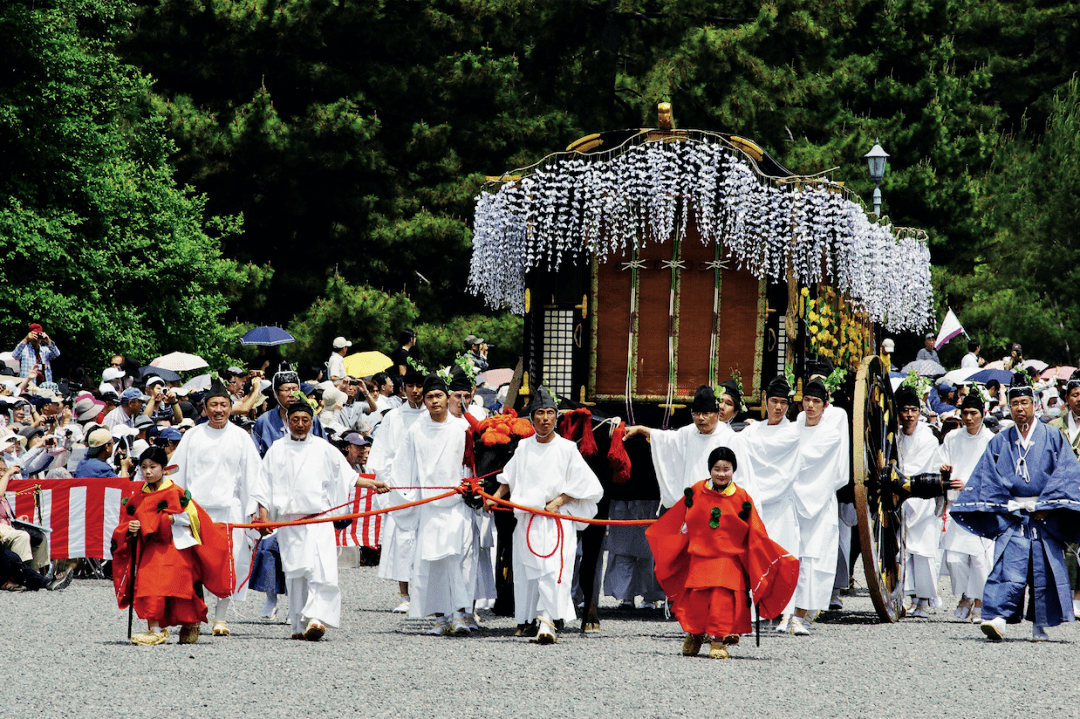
[
  {"x1": 272, "y1": 371, "x2": 300, "y2": 392},
  {"x1": 528, "y1": 386, "x2": 558, "y2": 415},
  {"x1": 765, "y1": 376, "x2": 792, "y2": 400},
  {"x1": 803, "y1": 378, "x2": 829, "y2": 401},
  {"x1": 960, "y1": 393, "x2": 985, "y2": 412},
  {"x1": 1007, "y1": 369, "x2": 1035, "y2": 400},
  {"x1": 403, "y1": 368, "x2": 425, "y2": 385},
  {"x1": 707, "y1": 445, "x2": 737, "y2": 473},
  {"x1": 718, "y1": 379, "x2": 741, "y2": 406},
  {"x1": 894, "y1": 386, "x2": 921, "y2": 410},
  {"x1": 138, "y1": 445, "x2": 168, "y2": 467},
  {"x1": 422, "y1": 374, "x2": 448, "y2": 397},
  {"x1": 205, "y1": 380, "x2": 231, "y2": 403},
  {"x1": 286, "y1": 400, "x2": 313, "y2": 417},
  {"x1": 448, "y1": 366, "x2": 473, "y2": 393},
  {"x1": 691, "y1": 385, "x2": 719, "y2": 413},
  {"x1": 1066, "y1": 369, "x2": 1080, "y2": 392}
]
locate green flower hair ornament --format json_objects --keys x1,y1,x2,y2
[
  {"x1": 784, "y1": 361, "x2": 797, "y2": 396},
  {"x1": 407, "y1": 356, "x2": 429, "y2": 375},
  {"x1": 454, "y1": 354, "x2": 480, "y2": 384},
  {"x1": 718, "y1": 368, "x2": 749, "y2": 414},
  {"x1": 435, "y1": 365, "x2": 454, "y2": 385},
  {"x1": 823, "y1": 367, "x2": 848, "y2": 397},
  {"x1": 900, "y1": 370, "x2": 932, "y2": 409}
]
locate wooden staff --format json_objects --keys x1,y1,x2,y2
[{"x1": 127, "y1": 535, "x2": 139, "y2": 639}]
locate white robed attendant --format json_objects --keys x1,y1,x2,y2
[
  {"x1": 396, "y1": 376, "x2": 474, "y2": 634},
  {"x1": 489, "y1": 386, "x2": 603, "y2": 643},
  {"x1": 739, "y1": 413, "x2": 800, "y2": 553},
  {"x1": 624, "y1": 383, "x2": 747, "y2": 511},
  {"x1": 938, "y1": 395, "x2": 995, "y2": 619},
  {"x1": 169, "y1": 384, "x2": 269, "y2": 635},
  {"x1": 784, "y1": 378, "x2": 849, "y2": 635},
  {"x1": 893, "y1": 387, "x2": 944, "y2": 616},
  {"x1": 369, "y1": 385, "x2": 427, "y2": 605},
  {"x1": 262, "y1": 402, "x2": 387, "y2": 639}
]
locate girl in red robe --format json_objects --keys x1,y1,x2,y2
[
  {"x1": 112, "y1": 447, "x2": 232, "y2": 645},
  {"x1": 646, "y1": 446, "x2": 799, "y2": 659}
]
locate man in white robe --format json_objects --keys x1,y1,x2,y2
[
  {"x1": 487, "y1": 386, "x2": 603, "y2": 643},
  {"x1": 369, "y1": 369, "x2": 427, "y2": 613},
  {"x1": 895, "y1": 386, "x2": 944, "y2": 618},
  {"x1": 785, "y1": 378, "x2": 850, "y2": 636},
  {"x1": 623, "y1": 382, "x2": 747, "y2": 511},
  {"x1": 938, "y1": 392, "x2": 995, "y2": 621},
  {"x1": 738, "y1": 376, "x2": 800, "y2": 618},
  {"x1": 396, "y1": 374, "x2": 474, "y2": 635},
  {"x1": 169, "y1": 382, "x2": 270, "y2": 636},
  {"x1": 448, "y1": 366, "x2": 495, "y2": 620},
  {"x1": 263, "y1": 401, "x2": 389, "y2": 640}
]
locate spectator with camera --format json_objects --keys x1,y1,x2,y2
[
  {"x1": 73, "y1": 427, "x2": 132, "y2": 478},
  {"x1": 222, "y1": 367, "x2": 264, "y2": 416},
  {"x1": 144, "y1": 376, "x2": 183, "y2": 424},
  {"x1": 463, "y1": 334, "x2": 489, "y2": 373},
  {"x1": 12, "y1": 323, "x2": 60, "y2": 384},
  {"x1": 103, "y1": 387, "x2": 150, "y2": 430}
]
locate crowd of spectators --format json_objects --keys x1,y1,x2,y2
[{"x1": 0, "y1": 322, "x2": 497, "y2": 591}]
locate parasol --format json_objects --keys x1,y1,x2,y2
[
  {"x1": 150, "y1": 352, "x2": 209, "y2": 372},
  {"x1": 240, "y1": 326, "x2": 295, "y2": 346},
  {"x1": 343, "y1": 351, "x2": 393, "y2": 379}
]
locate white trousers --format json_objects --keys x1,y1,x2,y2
[
  {"x1": 287, "y1": 575, "x2": 341, "y2": 632},
  {"x1": 794, "y1": 554, "x2": 836, "y2": 612},
  {"x1": 410, "y1": 555, "x2": 470, "y2": 618},
  {"x1": 945, "y1": 549, "x2": 991, "y2": 599},
  {"x1": 905, "y1": 553, "x2": 940, "y2": 603}
]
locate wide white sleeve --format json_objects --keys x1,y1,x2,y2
[
  {"x1": 558, "y1": 445, "x2": 604, "y2": 525},
  {"x1": 329, "y1": 450, "x2": 357, "y2": 516},
  {"x1": 238, "y1": 432, "x2": 271, "y2": 516},
  {"x1": 649, "y1": 427, "x2": 685, "y2": 509}
]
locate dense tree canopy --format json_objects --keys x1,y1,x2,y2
[
  {"x1": 3, "y1": 0, "x2": 1078, "y2": 372},
  {"x1": 0, "y1": 0, "x2": 243, "y2": 370}
]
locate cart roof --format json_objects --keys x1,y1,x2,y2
[{"x1": 469, "y1": 121, "x2": 932, "y2": 334}]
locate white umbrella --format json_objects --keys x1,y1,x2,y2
[
  {"x1": 941, "y1": 367, "x2": 979, "y2": 386},
  {"x1": 151, "y1": 351, "x2": 209, "y2": 372},
  {"x1": 1022, "y1": 359, "x2": 1049, "y2": 373},
  {"x1": 0, "y1": 352, "x2": 18, "y2": 373},
  {"x1": 181, "y1": 373, "x2": 212, "y2": 392}
]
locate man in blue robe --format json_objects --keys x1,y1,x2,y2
[{"x1": 952, "y1": 371, "x2": 1080, "y2": 641}]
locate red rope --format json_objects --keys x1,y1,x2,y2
[{"x1": 524, "y1": 512, "x2": 566, "y2": 583}]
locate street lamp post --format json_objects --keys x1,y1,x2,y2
[{"x1": 863, "y1": 140, "x2": 889, "y2": 216}]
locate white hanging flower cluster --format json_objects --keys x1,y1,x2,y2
[{"x1": 468, "y1": 137, "x2": 933, "y2": 332}]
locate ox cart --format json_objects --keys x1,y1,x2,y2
[{"x1": 469, "y1": 105, "x2": 937, "y2": 623}]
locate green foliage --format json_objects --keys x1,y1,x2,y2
[
  {"x1": 414, "y1": 313, "x2": 524, "y2": 371},
  {"x1": 284, "y1": 275, "x2": 522, "y2": 374},
  {"x1": 0, "y1": 0, "x2": 243, "y2": 371},
  {"x1": 285, "y1": 276, "x2": 421, "y2": 370},
  {"x1": 937, "y1": 77, "x2": 1080, "y2": 364}
]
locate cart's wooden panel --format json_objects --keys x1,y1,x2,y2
[{"x1": 675, "y1": 236, "x2": 717, "y2": 397}]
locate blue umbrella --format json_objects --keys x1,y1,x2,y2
[
  {"x1": 240, "y1": 326, "x2": 295, "y2": 346},
  {"x1": 967, "y1": 368, "x2": 1014, "y2": 385}
]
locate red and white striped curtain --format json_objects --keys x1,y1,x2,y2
[
  {"x1": 5, "y1": 477, "x2": 137, "y2": 560},
  {"x1": 334, "y1": 488, "x2": 380, "y2": 549}
]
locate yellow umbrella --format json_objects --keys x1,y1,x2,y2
[{"x1": 343, "y1": 351, "x2": 393, "y2": 378}]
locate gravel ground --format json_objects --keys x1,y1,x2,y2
[{"x1": 6, "y1": 556, "x2": 1080, "y2": 719}]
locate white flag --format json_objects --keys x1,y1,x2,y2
[{"x1": 934, "y1": 308, "x2": 966, "y2": 350}]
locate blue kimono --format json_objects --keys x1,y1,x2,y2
[
  {"x1": 251, "y1": 407, "x2": 326, "y2": 457},
  {"x1": 952, "y1": 421, "x2": 1080, "y2": 627}
]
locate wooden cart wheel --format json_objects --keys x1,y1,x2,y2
[{"x1": 852, "y1": 355, "x2": 905, "y2": 622}]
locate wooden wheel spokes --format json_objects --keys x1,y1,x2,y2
[{"x1": 852, "y1": 355, "x2": 905, "y2": 622}]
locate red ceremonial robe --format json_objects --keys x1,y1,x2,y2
[
  {"x1": 646, "y1": 479, "x2": 799, "y2": 637},
  {"x1": 112, "y1": 480, "x2": 233, "y2": 627}
]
